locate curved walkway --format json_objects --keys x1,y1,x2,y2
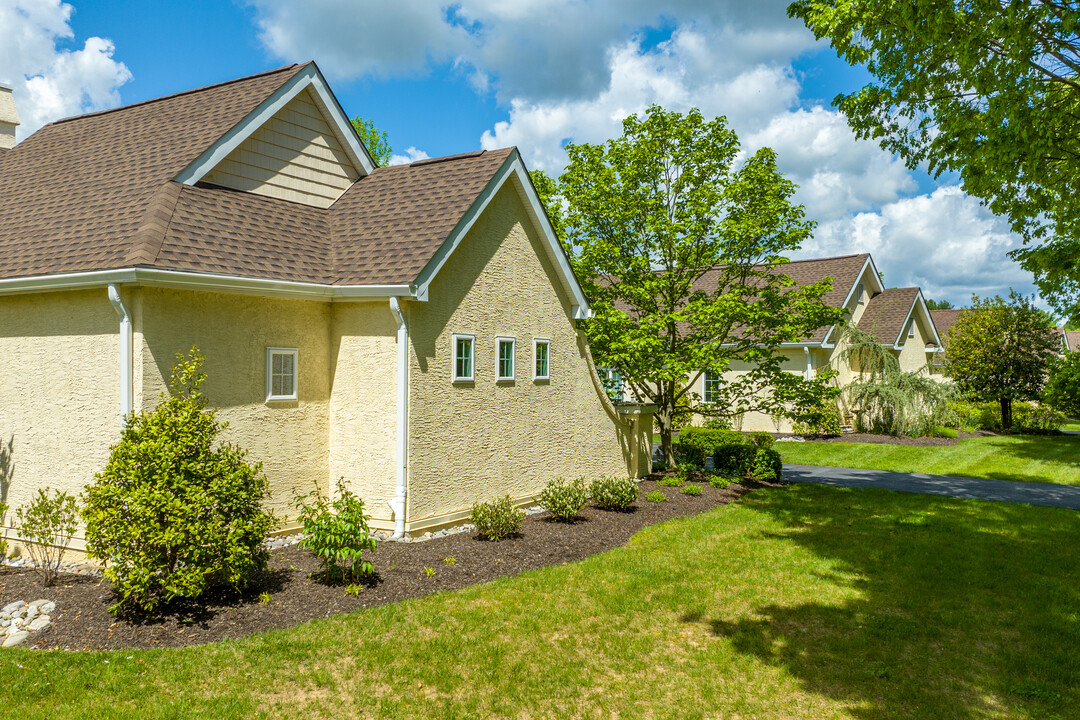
[{"x1": 784, "y1": 463, "x2": 1080, "y2": 510}]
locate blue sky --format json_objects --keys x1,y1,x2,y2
[{"x1": 0, "y1": 0, "x2": 1040, "y2": 311}]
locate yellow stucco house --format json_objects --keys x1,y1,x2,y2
[
  {"x1": 0, "y1": 63, "x2": 651, "y2": 545},
  {"x1": 682, "y1": 253, "x2": 943, "y2": 432}
]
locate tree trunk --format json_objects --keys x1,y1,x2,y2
[
  {"x1": 656, "y1": 380, "x2": 678, "y2": 467},
  {"x1": 1000, "y1": 397, "x2": 1013, "y2": 429}
]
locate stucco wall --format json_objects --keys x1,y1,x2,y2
[
  {"x1": 328, "y1": 302, "x2": 398, "y2": 528},
  {"x1": 404, "y1": 183, "x2": 637, "y2": 526},
  {"x1": 0, "y1": 289, "x2": 121, "y2": 549},
  {"x1": 138, "y1": 287, "x2": 331, "y2": 522}
]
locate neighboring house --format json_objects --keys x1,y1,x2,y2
[
  {"x1": 0, "y1": 63, "x2": 652, "y2": 547},
  {"x1": 1064, "y1": 330, "x2": 1080, "y2": 353},
  {"x1": 686, "y1": 253, "x2": 942, "y2": 432}
]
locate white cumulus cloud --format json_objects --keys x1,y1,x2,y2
[
  {"x1": 0, "y1": 0, "x2": 132, "y2": 140},
  {"x1": 388, "y1": 146, "x2": 430, "y2": 166}
]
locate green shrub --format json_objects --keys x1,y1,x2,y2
[
  {"x1": 709, "y1": 476, "x2": 733, "y2": 489},
  {"x1": 673, "y1": 427, "x2": 744, "y2": 467},
  {"x1": 0, "y1": 500, "x2": 8, "y2": 557},
  {"x1": 294, "y1": 479, "x2": 377, "y2": 583},
  {"x1": 745, "y1": 431, "x2": 775, "y2": 449},
  {"x1": 1044, "y1": 353, "x2": 1080, "y2": 418},
  {"x1": 703, "y1": 416, "x2": 732, "y2": 430},
  {"x1": 538, "y1": 477, "x2": 589, "y2": 521},
  {"x1": 657, "y1": 475, "x2": 684, "y2": 487},
  {"x1": 681, "y1": 483, "x2": 702, "y2": 496},
  {"x1": 14, "y1": 488, "x2": 78, "y2": 586},
  {"x1": 934, "y1": 426, "x2": 959, "y2": 439},
  {"x1": 749, "y1": 448, "x2": 783, "y2": 481},
  {"x1": 82, "y1": 348, "x2": 274, "y2": 613},
  {"x1": 589, "y1": 476, "x2": 637, "y2": 511},
  {"x1": 951, "y1": 400, "x2": 1064, "y2": 433},
  {"x1": 712, "y1": 443, "x2": 757, "y2": 477},
  {"x1": 471, "y1": 495, "x2": 524, "y2": 540},
  {"x1": 1014, "y1": 404, "x2": 1066, "y2": 434},
  {"x1": 792, "y1": 401, "x2": 843, "y2": 436},
  {"x1": 645, "y1": 491, "x2": 668, "y2": 502}
]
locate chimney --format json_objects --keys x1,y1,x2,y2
[{"x1": 0, "y1": 83, "x2": 20, "y2": 149}]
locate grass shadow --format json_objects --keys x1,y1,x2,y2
[{"x1": 684, "y1": 486, "x2": 1080, "y2": 718}]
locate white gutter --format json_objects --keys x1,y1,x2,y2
[
  {"x1": 387, "y1": 297, "x2": 409, "y2": 538},
  {"x1": 0, "y1": 268, "x2": 415, "y2": 301},
  {"x1": 107, "y1": 284, "x2": 133, "y2": 418},
  {"x1": 803, "y1": 346, "x2": 813, "y2": 380}
]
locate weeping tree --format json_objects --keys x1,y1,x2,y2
[
  {"x1": 841, "y1": 324, "x2": 954, "y2": 436},
  {"x1": 536, "y1": 105, "x2": 844, "y2": 465}
]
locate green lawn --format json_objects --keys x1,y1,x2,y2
[
  {"x1": 778, "y1": 433, "x2": 1080, "y2": 485},
  {"x1": 4, "y1": 485, "x2": 1080, "y2": 718}
]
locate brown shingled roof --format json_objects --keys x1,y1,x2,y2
[
  {"x1": 930, "y1": 309, "x2": 966, "y2": 346},
  {"x1": 0, "y1": 66, "x2": 521, "y2": 289},
  {"x1": 858, "y1": 287, "x2": 920, "y2": 345},
  {"x1": 1065, "y1": 330, "x2": 1080, "y2": 352}
]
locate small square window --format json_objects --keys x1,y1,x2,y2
[
  {"x1": 497, "y1": 337, "x2": 515, "y2": 381},
  {"x1": 533, "y1": 338, "x2": 550, "y2": 381},
  {"x1": 453, "y1": 334, "x2": 475, "y2": 382},
  {"x1": 599, "y1": 366, "x2": 623, "y2": 401},
  {"x1": 704, "y1": 369, "x2": 721, "y2": 404},
  {"x1": 267, "y1": 348, "x2": 298, "y2": 401}
]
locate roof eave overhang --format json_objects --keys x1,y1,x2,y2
[
  {"x1": 411, "y1": 150, "x2": 592, "y2": 320},
  {"x1": 0, "y1": 268, "x2": 414, "y2": 302}
]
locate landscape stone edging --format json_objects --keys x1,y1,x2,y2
[{"x1": 1, "y1": 599, "x2": 55, "y2": 648}]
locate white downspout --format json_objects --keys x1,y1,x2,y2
[
  {"x1": 107, "y1": 284, "x2": 133, "y2": 418},
  {"x1": 388, "y1": 298, "x2": 409, "y2": 538},
  {"x1": 803, "y1": 346, "x2": 813, "y2": 381}
]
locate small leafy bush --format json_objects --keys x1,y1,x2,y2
[
  {"x1": 745, "y1": 431, "x2": 775, "y2": 449},
  {"x1": 712, "y1": 443, "x2": 757, "y2": 477},
  {"x1": 15, "y1": 488, "x2": 78, "y2": 586},
  {"x1": 423, "y1": 566, "x2": 436, "y2": 578},
  {"x1": 709, "y1": 476, "x2": 732, "y2": 489},
  {"x1": 749, "y1": 448, "x2": 783, "y2": 481},
  {"x1": 673, "y1": 427, "x2": 744, "y2": 467},
  {"x1": 1014, "y1": 404, "x2": 1066, "y2": 434},
  {"x1": 258, "y1": 591, "x2": 271, "y2": 605},
  {"x1": 792, "y1": 401, "x2": 843, "y2": 436},
  {"x1": 681, "y1": 483, "x2": 702, "y2": 496},
  {"x1": 538, "y1": 477, "x2": 589, "y2": 521},
  {"x1": 345, "y1": 584, "x2": 362, "y2": 597},
  {"x1": 645, "y1": 490, "x2": 668, "y2": 502},
  {"x1": 658, "y1": 475, "x2": 684, "y2": 487},
  {"x1": 1044, "y1": 353, "x2": 1080, "y2": 418},
  {"x1": 443, "y1": 556, "x2": 456, "y2": 565},
  {"x1": 703, "y1": 416, "x2": 732, "y2": 430},
  {"x1": 295, "y1": 478, "x2": 378, "y2": 583},
  {"x1": 471, "y1": 495, "x2": 524, "y2": 540},
  {"x1": 82, "y1": 348, "x2": 274, "y2": 613},
  {"x1": 589, "y1": 476, "x2": 637, "y2": 511}
]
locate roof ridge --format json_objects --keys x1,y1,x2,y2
[
  {"x1": 783, "y1": 253, "x2": 867, "y2": 265},
  {"x1": 51, "y1": 64, "x2": 304, "y2": 125}
]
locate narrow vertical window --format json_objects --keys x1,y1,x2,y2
[
  {"x1": 704, "y1": 369, "x2": 720, "y2": 404},
  {"x1": 908, "y1": 320, "x2": 916, "y2": 338},
  {"x1": 600, "y1": 366, "x2": 623, "y2": 401},
  {"x1": 453, "y1": 334, "x2": 475, "y2": 382},
  {"x1": 497, "y1": 337, "x2": 515, "y2": 381},
  {"x1": 267, "y1": 348, "x2": 298, "y2": 401},
  {"x1": 534, "y1": 338, "x2": 550, "y2": 381}
]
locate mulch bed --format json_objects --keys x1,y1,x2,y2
[
  {"x1": 0, "y1": 475, "x2": 772, "y2": 651},
  {"x1": 776, "y1": 430, "x2": 994, "y2": 447}
]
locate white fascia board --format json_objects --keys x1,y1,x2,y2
[
  {"x1": 412, "y1": 152, "x2": 592, "y2": 320},
  {"x1": 892, "y1": 290, "x2": 941, "y2": 350},
  {"x1": 821, "y1": 255, "x2": 883, "y2": 346},
  {"x1": 174, "y1": 63, "x2": 374, "y2": 187},
  {"x1": 0, "y1": 267, "x2": 412, "y2": 302}
]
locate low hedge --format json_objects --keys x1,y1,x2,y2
[
  {"x1": 671, "y1": 427, "x2": 784, "y2": 481},
  {"x1": 672, "y1": 427, "x2": 745, "y2": 467}
]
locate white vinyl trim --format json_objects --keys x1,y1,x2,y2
[
  {"x1": 413, "y1": 152, "x2": 591, "y2": 320},
  {"x1": 533, "y1": 337, "x2": 551, "y2": 381},
  {"x1": 821, "y1": 255, "x2": 885, "y2": 345},
  {"x1": 452, "y1": 334, "x2": 476, "y2": 382},
  {"x1": 892, "y1": 290, "x2": 941, "y2": 349},
  {"x1": 174, "y1": 63, "x2": 374, "y2": 186},
  {"x1": 266, "y1": 347, "x2": 299, "y2": 401},
  {"x1": 496, "y1": 336, "x2": 516, "y2": 381}
]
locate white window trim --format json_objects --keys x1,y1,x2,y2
[
  {"x1": 703, "y1": 369, "x2": 720, "y2": 404},
  {"x1": 452, "y1": 333, "x2": 476, "y2": 382},
  {"x1": 533, "y1": 337, "x2": 551, "y2": 381},
  {"x1": 496, "y1": 336, "x2": 516, "y2": 382},
  {"x1": 266, "y1": 347, "x2": 298, "y2": 401}
]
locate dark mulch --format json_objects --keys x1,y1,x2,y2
[
  {"x1": 775, "y1": 430, "x2": 995, "y2": 447},
  {"x1": 0, "y1": 475, "x2": 770, "y2": 651}
]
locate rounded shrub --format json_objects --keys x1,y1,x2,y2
[
  {"x1": 470, "y1": 495, "x2": 524, "y2": 540},
  {"x1": 82, "y1": 348, "x2": 274, "y2": 613},
  {"x1": 538, "y1": 477, "x2": 589, "y2": 521},
  {"x1": 749, "y1": 448, "x2": 783, "y2": 481},
  {"x1": 589, "y1": 476, "x2": 637, "y2": 511},
  {"x1": 745, "y1": 431, "x2": 775, "y2": 449}
]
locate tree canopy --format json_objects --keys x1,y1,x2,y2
[
  {"x1": 350, "y1": 116, "x2": 392, "y2": 166},
  {"x1": 788, "y1": 0, "x2": 1080, "y2": 322},
  {"x1": 943, "y1": 291, "x2": 1059, "y2": 428},
  {"x1": 537, "y1": 105, "x2": 843, "y2": 464},
  {"x1": 925, "y1": 299, "x2": 955, "y2": 311}
]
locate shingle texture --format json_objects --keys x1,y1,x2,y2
[
  {"x1": 1066, "y1": 330, "x2": 1080, "y2": 352},
  {"x1": 0, "y1": 66, "x2": 517, "y2": 287},
  {"x1": 930, "y1": 309, "x2": 966, "y2": 346},
  {"x1": 857, "y1": 287, "x2": 920, "y2": 344}
]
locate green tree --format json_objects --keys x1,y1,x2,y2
[
  {"x1": 543, "y1": 105, "x2": 844, "y2": 465},
  {"x1": 350, "y1": 116, "x2": 392, "y2": 166},
  {"x1": 925, "y1": 299, "x2": 954, "y2": 311},
  {"x1": 1044, "y1": 352, "x2": 1080, "y2": 419},
  {"x1": 788, "y1": 0, "x2": 1080, "y2": 319},
  {"x1": 943, "y1": 291, "x2": 1059, "y2": 428},
  {"x1": 83, "y1": 348, "x2": 274, "y2": 612}
]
